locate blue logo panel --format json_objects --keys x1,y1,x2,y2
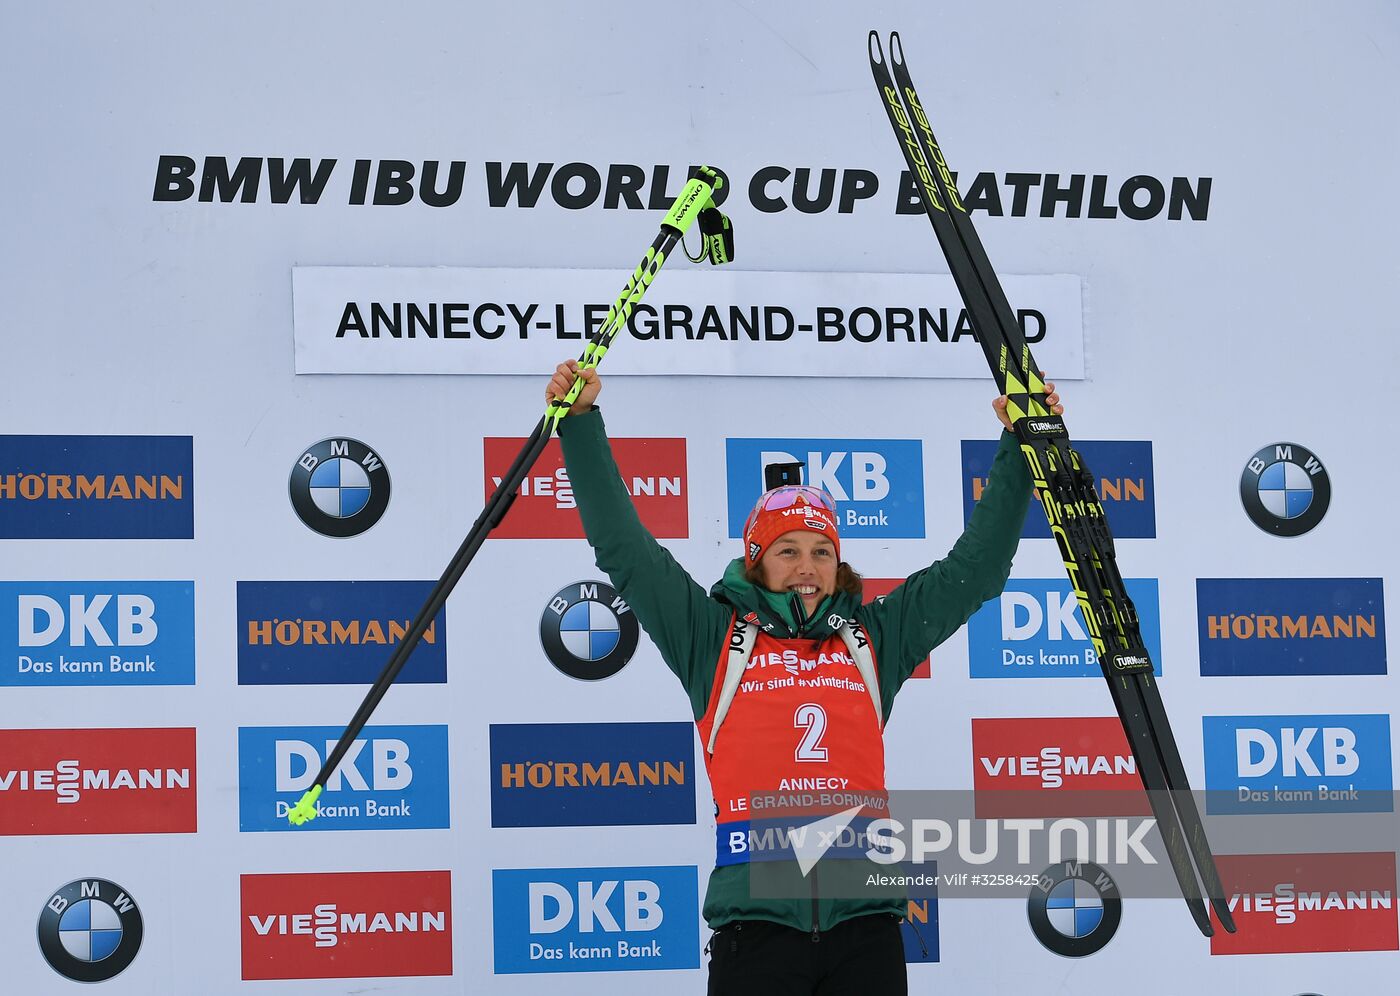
[
  {"x1": 961, "y1": 439, "x2": 1156, "y2": 539},
  {"x1": 1197, "y1": 578, "x2": 1387, "y2": 676},
  {"x1": 968, "y1": 578, "x2": 1162, "y2": 678},
  {"x1": 238, "y1": 724, "x2": 449, "y2": 830},
  {"x1": 1203, "y1": 714, "x2": 1393, "y2": 813},
  {"x1": 490, "y1": 722, "x2": 695, "y2": 828},
  {"x1": 725, "y1": 438, "x2": 925, "y2": 539},
  {"x1": 0, "y1": 581, "x2": 195, "y2": 686},
  {"x1": 492, "y1": 865, "x2": 700, "y2": 974},
  {"x1": 0, "y1": 435, "x2": 193, "y2": 539},
  {"x1": 902, "y1": 881, "x2": 940, "y2": 964},
  {"x1": 236, "y1": 580, "x2": 446, "y2": 685}
]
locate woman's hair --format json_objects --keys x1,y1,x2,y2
[{"x1": 744, "y1": 561, "x2": 864, "y2": 597}]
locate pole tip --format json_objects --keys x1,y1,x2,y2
[{"x1": 287, "y1": 785, "x2": 323, "y2": 826}]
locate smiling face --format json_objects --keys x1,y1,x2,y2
[{"x1": 756, "y1": 529, "x2": 839, "y2": 613}]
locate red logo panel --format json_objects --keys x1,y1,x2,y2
[
  {"x1": 971, "y1": 717, "x2": 1148, "y2": 817},
  {"x1": 1210, "y1": 852, "x2": 1398, "y2": 955},
  {"x1": 864, "y1": 578, "x2": 930, "y2": 678},
  {"x1": 485, "y1": 437, "x2": 688, "y2": 538},
  {"x1": 241, "y1": 871, "x2": 453, "y2": 980},
  {"x1": 0, "y1": 727, "x2": 196, "y2": 835}
]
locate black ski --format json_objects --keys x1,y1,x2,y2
[{"x1": 869, "y1": 30, "x2": 1235, "y2": 936}]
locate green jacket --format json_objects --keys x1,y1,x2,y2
[{"x1": 559, "y1": 408, "x2": 1031, "y2": 931}]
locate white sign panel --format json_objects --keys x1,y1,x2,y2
[{"x1": 293, "y1": 267, "x2": 1085, "y2": 379}]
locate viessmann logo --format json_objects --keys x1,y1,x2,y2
[
  {"x1": 236, "y1": 580, "x2": 446, "y2": 685},
  {"x1": 863, "y1": 578, "x2": 928, "y2": 678},
  {"x1": 971, "y1": 717, "x2": 1147, "y2": 818},
  {"x1": 726, "y1": 438, "x2": 925, "y2": 539},
  {"x1": 961, "y1": 439, "x2": 1155, "y2": 538},
  {"x1": 238, "y1": 724, "x2": 449, "y2": 831},
  {"x1": 489, "y1": 722, "x2": 694, "y2": 828},
  {"x1": 967, "y1": 579, "x2": 1162, "y2": 679},
  {"x1": 0, "y1": 581, "x2": 195, "y2": 686},
  {"x1": 1203, "y1": 714, "x2": 1393, "y2": 814},
  {"x1": 241, "y1": 871, "x2": 452, "y2": 980},
  {"x1": 1210, "y1": 852, "x2": 1398, "y2": 955},
  {"x1": 0, "y1": 434, "x2": 193, "y2": 539},
  {"x1": 1197, "y1": 578, "x2": 1386, "y2": 676},
  {"x1": 0, "y1": 728, "x2": 196, "y2": 835},
  {"x1": 486, "y1": 437, "x2": 688, "y2": 538}
]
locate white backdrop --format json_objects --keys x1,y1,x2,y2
[{"x1": 2, "y1": 1, "x2": 1397, "y2": 993}]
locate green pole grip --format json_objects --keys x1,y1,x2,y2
[
  {"x1": 662, "y1": 166, "x2": 723, "y2": 234},
  {"x1": 287, "y1": 784, "x2": 323, "y2": 826}
]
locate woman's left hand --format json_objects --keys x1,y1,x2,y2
[{"x1": 992, "y1": 378, "x2": 1063, "y2": 432}]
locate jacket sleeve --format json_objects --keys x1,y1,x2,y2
[
  {"x1": 557, "y1": 408, "x2": 730, "y2": 719},
  {"x1": 864, "y1": 430, "x2": 1031, "y2": 716}
]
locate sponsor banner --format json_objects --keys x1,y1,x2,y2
[
  {"x1": 492, "y1": 865, "x2": 700, "y2": 974},
  {"x1": 1210, "y1": 852, "x2": 1398, "y2": 955},
  {"x1": 1197, "y1": 578, "x2": 1387, "y2": 676},
  {"x1": 971, "y1": 717, "x2": 1148, "y2": 817},
  {"x1": 485, "y1": 437, "x2": 688, "y2": 538},
  {"x1": 0, "y1": 727, "x2": 196, "y2": 835},
  {"x1": 293, "y1": 266, "x2": 1085, "y2": 379},
  {"x1": 1203, "y1": 714, "x2": 1393, "y2": 814},
  {"x1": 961, "y1": 439, "x2": 1156, "y2": 538},
  {"x1": 38, "y1": 877, "x2": 145, "y2": 983},
  {"x1": 238, "y1": 725, "x2": 449, "y2": 831},
  {"x1": 489, "y1": 722, "x2": 695, "y2": 828},
  {"x1": 236, "y1": 580, "x2": 446, "y2": 685},
  {"x1": 0, "y1": 581, "x2": 195, "y2": 686},
  {"x1": 0, "y1": 434, "x2": 193, "y2": 539},
  {"x1": 241, "y1": 870, "x2": 452, "y2": 980},
  {"x1": 902, "y1": 896, "x2": 940, "y2": 964},
  {"x1": 967, "y1": 578, "x2": 1162, "y2": 679},
  {"x1": 863, "y1": 578, "x2": 929, "y2": 678},
  {"x1": 726, "y1": 438, "x2": 925, "y2": 539}
]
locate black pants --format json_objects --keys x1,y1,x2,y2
[{"x1": 706, "y1": 914, "x2": 908, "y2": 995}]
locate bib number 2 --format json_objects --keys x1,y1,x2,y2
[{"x1": 794, "y1": 702, "x2": 829, "y2": 762}]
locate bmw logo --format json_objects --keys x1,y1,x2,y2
[
  {"x1": 1240, "y1": 442, "x2": 1330, "y2": 537},
  {"x1": 1027, "y1": 861, "x2": 1121, "y2": 957},
  {"x1": 540, "y1": 581, "x2": 639, "y2": 680},
  {"x1": 37, "y1": 878, "x2": 143, "y2": 982},
  {"x1": 289, "y1": 438, "x2": 391, "y2": 537}
]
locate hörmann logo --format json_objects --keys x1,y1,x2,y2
[
  {"x1": 489, "y1": 722, "x2": 695, "y2": 828},
  {"x1": 236, "y1": 580, "x2": 446, "y2": 685},
  {"x1": 1209, "y1": 853, "x2": 1398, "y2": 955},
  {"x1": 239, "y1": 725, "x2": 449, "y2": 832},
  {"x1": 962, "y1": 439, "x2": 1155, "y2": 538},
  {"x1": 0, "y1": 728, "x2": 196, "y2": 835},
  {"x1": 1197, "y1": 578, "x2": 1386, "y2": 676},
  {"x1": 972, "y1": 718, "x2": 1148, "y2": 818},
  {"x1": 726, "y1": 438, "x2": 925, "y2": 538},
  {"x1": 241, "y1": 871, "x2": 452, "y2": 980},
  {"x1": 901, "y1": 896, "x2": 940, "y2": 964},
  {"x1": 486, "y1": 437, "x2": 688, "y2": 538},
  {"x1": 0, "y1": 582, "x2": 195, "y2": 686},
  {"x1": 967, "y1": 579, "x2": 1162, "y2": 679},
  {"x1": 0, "y1": 435, "x2": 193, "y2": 539},
  {"x1": 492, "y1": 865, "x2": 700, "y2": 975},
  {"x1": 1203, "y1": 714, "x2": 1393, "y2": 814}
]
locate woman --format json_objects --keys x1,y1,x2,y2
[{"x1": 547, "y1": 359, "x2": 1060, "y2": 994}]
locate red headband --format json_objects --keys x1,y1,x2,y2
[{"x1": 742, "y1": 486, "x2": 841, "y2": 567}]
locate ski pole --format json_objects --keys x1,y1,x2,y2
[{"x1": 288, "y1": 166, "x2": 735, "y2": 826}]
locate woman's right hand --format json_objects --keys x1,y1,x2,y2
[{"x1": 546, "y1": 359, "x2": 601, "y2": 415}]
